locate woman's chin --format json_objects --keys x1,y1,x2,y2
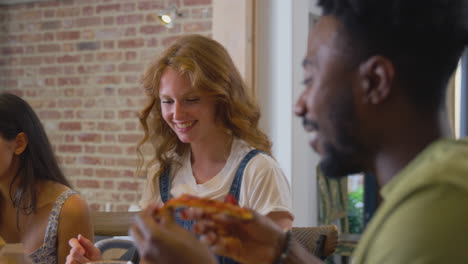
[{"x1": 177, "y1": 136, "x2": 192, "y2": 144}]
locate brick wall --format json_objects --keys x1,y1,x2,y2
[{"x1": 0, "y1": 0, "x2": 212, "y2": 211}]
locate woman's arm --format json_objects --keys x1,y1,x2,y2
[
  {"x1": 267, "y1": 211, "x2": 294, "y2": 230},
  {"x1": 58, "y1": 194, "x2": 94, "y2": 264}
]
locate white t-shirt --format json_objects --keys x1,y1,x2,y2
[{"x1": 139, "y1": 138, "x2": 293, "y2": 217}]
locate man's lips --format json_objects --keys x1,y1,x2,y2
[{"x1": 308, "y1": 131, "x2": 320, "y2": 153}]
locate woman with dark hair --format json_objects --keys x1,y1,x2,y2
[{"x1": 0, "y1": 93, "x2": 93, "y2": 264}]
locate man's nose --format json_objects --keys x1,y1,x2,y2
[{"x1": 294, "y1": 93, "x2": 306, "y2": 117}]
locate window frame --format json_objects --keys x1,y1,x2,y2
[{"x1": 460, "y1": 48, "x2": 468, "y2": 137}]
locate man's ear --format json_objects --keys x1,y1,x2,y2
[
  {"x1": 359, "y1": 55, "x2": 395, "y2": 105},
  {"x1": 14, "y1": 132, "x2": 28, "y2": 155}
]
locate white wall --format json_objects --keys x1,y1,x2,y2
[
  {"x1": 212, "y1": 0, "x2": 254, "y2": 90},
  {"x1": 256, "y1": 0, "x2": 293, "y2": 179},
  {"x1": 309, "y1": 0, "x2": 322, "y2": 14},
  {"x1": 256, "y1": 0, "x2": 321, "y2": 227}
]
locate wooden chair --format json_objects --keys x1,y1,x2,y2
[
  {"x1": 317, "y1": 167, "x2": 360, "y2": 262},
  {"x1": 292, "y1": 225, "x2": 338, "y2": 259}
]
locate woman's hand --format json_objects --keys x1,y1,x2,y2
[
  {"x1": 130, "y1": 202, "x2": 217, "y2": 264},
  {"x1": 65, "y1": 234, "x2": 102, "y2": 264}
]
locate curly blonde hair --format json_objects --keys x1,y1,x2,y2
[{"x1": 137, "y1": 34, "x2": 272, "y2": 180}]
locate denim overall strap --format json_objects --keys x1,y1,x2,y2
[
  {"x1": 159, "y1": 165, "x2": 171, "y2": 203},
  {"x1": 218, "y1": 149, "x2": 261, "y2": 264},
  {"x1": 228, "y1": 149, "x2": 261, "y2": 199},
  {"x1": 159, "y1": 164, "x2": 194, "y2": 230}
]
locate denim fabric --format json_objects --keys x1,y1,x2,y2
[{"x1": 159, "y1": 149, "x2": 261, "y2": 264}]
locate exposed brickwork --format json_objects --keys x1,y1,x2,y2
[{"x1": 0, "y1": 0, "x2": 212, "y2": 211}]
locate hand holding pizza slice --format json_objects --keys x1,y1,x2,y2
[
  {"x1": 154, "y1": 194, "x2": 288, "y2": 264},
  {"x1": 154, "y1": 194, "x2": 254, "y2": 220}
]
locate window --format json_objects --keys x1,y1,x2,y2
[{"x1": 457, "y1": 49, "x2": 468, "y2": 138}]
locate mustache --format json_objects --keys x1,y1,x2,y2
[{"x1": 302, "y1": 118, "x2": 319, "y2": 131}]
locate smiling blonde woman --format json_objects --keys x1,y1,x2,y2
[{"x1": 67, "y1": 35, "x2": 293, "y2": 264}]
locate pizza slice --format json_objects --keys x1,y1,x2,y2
[{"x1": 155, "y1": 194, "x2": 253, "y2": 220}]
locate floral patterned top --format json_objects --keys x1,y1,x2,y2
[{"x1": 28, "y1": 189, "x2": 77, "y2": 264}]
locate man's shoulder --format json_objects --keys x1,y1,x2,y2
[
  {"x1": 398, "y1": 138, "x2": 468, "y2": 190},
  {"x1": 355, "y1": 139, "x2": 468, "y2": 263},
  {"x1": 358, "y1": 182, "x2": 468, "y2": 263},
  {"x1": 416, "y1": 138, "x2": 468, "y2": 185}
]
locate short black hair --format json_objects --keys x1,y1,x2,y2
[{"x1": 318, "y1": 0, "x2": 468, "y2": 112}]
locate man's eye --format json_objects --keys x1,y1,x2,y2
[{"x1": 161, "y1": 100, "x2": 173, "y2": 104}]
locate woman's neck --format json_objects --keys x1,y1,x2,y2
[
  {"x1": 190, "y1": 133, "x2": 233, "y2": 164},
  {"x1": 189, "y1": 132, "x2": 234, "y2": 184}
]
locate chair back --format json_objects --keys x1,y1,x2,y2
[
  {"x1": 95, "y1": 238, "x2": 135, "y2": 260},
  {"x1": 317, "y1": 167, "x2": 349, "y2": 230},
  {"x1": 317, "y1": 167, "x2": 360, "y2": 258},
  {"x1": 291, "y1": 225, "x2": 338, "y2": 259}
]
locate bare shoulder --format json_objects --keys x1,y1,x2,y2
[
  {"x1": 61, "y1": 192, "x2": 91, "y2": 218},
  {"x1": 42, "y1": 181, "x2": 89, "y2": 215},
  {"x1": 56, "y1": 186, "x2": 92, "y2": 231},
  {"x1": 37, "y1": 181, "x2": 69, "y2": 207},
  {"x1": 56, "y1": 191, "x2": 94, "y2": 264},
  {"x1": 58, "y1": 190, "x2": 94, "y2": 241}
]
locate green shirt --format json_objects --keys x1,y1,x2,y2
[{"x1": 353, "y1": 138, "x2": 468, "y2": 263}]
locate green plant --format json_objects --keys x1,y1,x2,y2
[{"x1": 348, "y1": 186, "x2": 364, "y2": 234}]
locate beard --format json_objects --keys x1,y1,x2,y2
[
  {"x1": 319, "y1": 141, "x2": 363, "y2": 179},
  {"x1": 318, "y1": 88, "x2": 366, "y2": 179}
]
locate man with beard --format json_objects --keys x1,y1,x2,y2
[{"x1": 129, "y1": 0, "x2": 468, "y2": 263}]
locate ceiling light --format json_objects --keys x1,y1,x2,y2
[{"x1": 158, "y1": 5, "x2": 181, "y2": 28}]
